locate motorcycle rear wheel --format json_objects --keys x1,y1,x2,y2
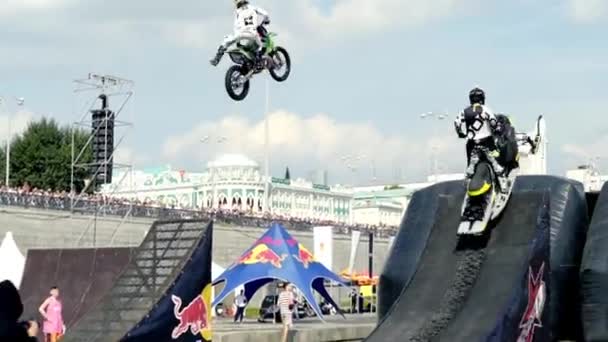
[{"x1": 225, "y1": 65, "x2": 250, "y2": 101}]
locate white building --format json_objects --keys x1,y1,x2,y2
[
  {"x1": 566, "y1": 165, "x2": 608, "y2": 192},
  {"x1": 351, "y1": 174, "x2": 465, "y2": 227},
  {"x1": 352, "y1": 189, "x2": 412, "y2": 227},
  {"x1": 102, "y1": 154, "x2": 354, "y2": 223}
]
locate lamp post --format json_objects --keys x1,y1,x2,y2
[
  {"x1": 1, "y1": 96, "x2": 25, "y2": 187},
  {"x1": 419, "y1": 111, "x2": 447, "y2": 182},
  {"x1": 263, "y1": 78, "x2": 270, "y2": 214},
  {"x1": 201, "y1": 135, "x2": 228, "y2": 209}
]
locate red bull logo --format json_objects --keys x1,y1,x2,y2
[
  {"x1": 293, "y1": 244, "x2": 316, "y2": 268},
  {"x1": 171, "y1": 284, "x2": 212, "y2": 340},
  {"x1": 517, "y1": 263, "x2": 546, "y2": 342},
  {"x1": 236, "y1": 244, "x2": 287, "y2": 268}
]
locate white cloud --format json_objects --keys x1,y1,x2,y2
[
  {"x1": 0, "y1": 0, "x2": 468, "y2": 67},
  {"x1": 113, "y1": 146, "x2": 148, "y2": 167},
  {"x1": 0, "y1": 111, "x2": 34, "y2": 145},
  {"x1": 562, "y1": 135, "x2": 608, "y2": 162},
  {"x1": 569, "y1": 0, "x2": 608, "y2": 22},
  {"x1": 161, "y1": 18, "x2": 225, "y2": 49},
  {"x1": 162, "y1": 110, "x2": 462, "y2": 183},
  {"x1": 265, "y1": 0, "x2": 462, "y2": 49},
  {"x1": 299, "y1": 0, "x2": 458, "y2": 36},
  {"x1": 0, "y1": 0, "x2": 71, "y2": 15}
]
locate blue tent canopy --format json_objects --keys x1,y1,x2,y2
[{"x1": 212, "y1": 223, "x2": 349, "y2": 320}]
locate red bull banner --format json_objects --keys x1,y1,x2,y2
[
  {"x1": 171, "y1": 285, "x2": 212, "y2": 341},
  {"x1": 122, "y1": 222, "x2": 213, "y2": 342}
]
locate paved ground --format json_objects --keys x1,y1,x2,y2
[{"x1": 213, "y1": 313, "x2": 376, "y2": 332}]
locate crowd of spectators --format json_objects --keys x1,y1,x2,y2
[{"x1": 0, "y1": 186, "x2": 398, "y2": 238}]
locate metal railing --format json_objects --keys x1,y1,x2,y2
[{"x1": 0, "y1": 191, "x2": 398, "y2": 238}]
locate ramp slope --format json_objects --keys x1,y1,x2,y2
[
  {"x1": 366, "y1": 176, "x2": 588, "y2": 342},
  {"x1": 581, "y1": 183, "x2": 608, "y2": 341},
  {"x1": 62, "y1": 219, "x2": 210, "y2": 342},
  {"x1": 19, "y1": 247, "x2": 133, "y2": 329}
]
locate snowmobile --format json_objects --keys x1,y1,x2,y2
[
  {"x1": 457, "y1": 115, "x2": 545, "y2": 235},
  {"x1": 224, "y1": 28, "x2": 291, "y2": 101}
]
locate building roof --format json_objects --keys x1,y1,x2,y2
[
  {"x1": 353, "y1": 199, "x2": 404, "y2": 210},
  {"x1": 207, "y1": 154, "x2": 259, "y2": 168},
  {"x1": 354, "y1": 188, "x2": 418, "y2": 200}
]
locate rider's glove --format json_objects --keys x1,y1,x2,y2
[{"x1": 454, "y1": 121, "x2": 467, "y2": 139}]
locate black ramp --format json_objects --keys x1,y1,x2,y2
[
  {"x1": 375, "y1": 181, "x2": 464, "y2": 322},
  {"x1": 19, "y1": 248, "x2": 133, "y2": 333},
  {"x1": 366, "y1": 181, "x2": 466, "y2": 341},
  {"x1": 581, "y1": 183, "x2": 608, "y2": 341},
  {"x1": 365, "y1": 176, "x2": 588, "y2": 342},
  {"x1": 62, "y1": 219, "x2": 210, "y2": 342},
  {"x1": 435, "y1": 191, "x2": 546, "y2": 341}
]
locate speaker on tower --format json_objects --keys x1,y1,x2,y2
[{"x1": 90, "y1": 94, "x2": 114, "y2": 186}]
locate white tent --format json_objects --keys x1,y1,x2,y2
[
  {"x1": 212, "y1": 262, "x2": 224, "y2": 282},
  {"x1": 0, "y1": 232, "x2": 26, "y2": 288}
]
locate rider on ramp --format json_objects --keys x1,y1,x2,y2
[
  {"x1": 210, "y1": 0, "x2": 270, "y2": 67},
  {"x1": 455, "y1": 87, "x2": 520, "y2": 235},
  {"x1": 455, "y1": 87, "x2": 511, "y2": 193}
]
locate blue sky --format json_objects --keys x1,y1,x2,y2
[{"x1": 1, "y1": 0, "x2": 607, "y2": 185}]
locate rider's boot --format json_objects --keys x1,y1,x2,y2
[
  {"x1": 490, "y1": 159, "x2": 509, "y2": 193},
  {"x1": 485, "y1": 151, "x2": 510, "y2": 193},
  {"x1": 210, "y1": 46, "x2": 227, "y2": 66},
  {"x1": 255, "y1": 48, "x2": 266, "y2": 67},
  {"x1": 466, "y1": 163, "x2": 476, "y2": 177},
  {"x1": 497, "y1": 175, "x2": 509, "y2": 193}
]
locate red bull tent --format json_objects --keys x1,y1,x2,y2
[{"x1": 212, "y1": 223, "x2": 348, "y2": 320}]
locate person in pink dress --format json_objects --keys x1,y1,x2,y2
[{"x1": 38, "y1": 286, "x2": 64, "y2": 342}]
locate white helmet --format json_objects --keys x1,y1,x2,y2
[{"x1": 234, "y1": 0, "x2": 248, "y2": 7}]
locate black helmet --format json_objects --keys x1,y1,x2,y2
[
  {"x1": 235, "y1": 0, "x2": 248, "y2": 8},
  {"x1": 469, "y1": 87, "x2": 485, "y2": 105}
]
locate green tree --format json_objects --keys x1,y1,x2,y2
[
  {"x1": 9, "y1": 118, "x2": 92, "y2": 192},
  {"x1": 62, "y1": 126, "x2": 93, "y2": 193}
]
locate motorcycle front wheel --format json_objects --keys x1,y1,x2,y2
[
  {"x1": 225, "y1": 65, "x2": 250, "y2": 101},
  {"x1": 268, "y1": 47, "x2": 291, "y2": 82}
]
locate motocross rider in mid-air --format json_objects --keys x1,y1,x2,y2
[
  {"x1": 209, "y1": 0, "x2": 270, "y2": 67},
  {"x1": 454, "y1": 87, "x2": 509, "y2": 192}
]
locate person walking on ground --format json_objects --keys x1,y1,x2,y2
[
  {"x1": 38, "y1": 286, "x2": 64, "y2": 342},
  {"x1": 278, "y1": 283, "x2": 295, "y2": 342},
  {"x1": 349, "y1": 288, "x2": 358, "y2": 313},
  {"x1": 358, "y1": 292, "x2": 364, "y2": 314},
  {"x1": 234, "y1": 290, "x2": 248, "y2": 323}
]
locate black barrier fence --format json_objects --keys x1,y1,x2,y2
[{"x1": 0, "y1": 191, "x2": 397, "y2": 238}]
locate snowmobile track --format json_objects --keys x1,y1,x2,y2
[{"x1": 410, "y1": 248, "x2": 487, "y2": 342}]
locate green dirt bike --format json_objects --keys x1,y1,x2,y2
[{"x1": 224, "y1": 31, "x2": 291, "y2": 101}]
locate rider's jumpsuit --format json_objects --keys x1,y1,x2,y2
[
  {"x1": 454, "y1": 103, "x2": 507, "y2": 190},
  {"x1": 211, "y1": 4, "x2": 269, "y2": 65}
]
